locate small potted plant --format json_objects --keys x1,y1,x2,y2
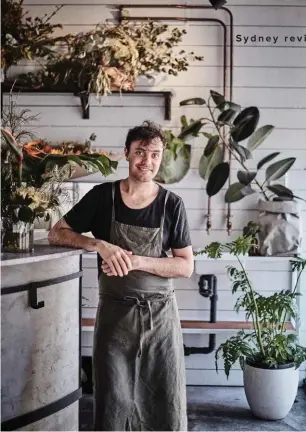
[
  {"x1": 180, "y1": 91, "x2": 305, "y2": 256},
  {"x1": 195, "y1": 236, "x2": 306, "y2": 420}
]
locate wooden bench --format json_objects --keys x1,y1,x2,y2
[{"x1": 82, "y1": 318, "x2": 294, "y2": 333}]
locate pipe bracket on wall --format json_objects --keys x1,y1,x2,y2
[{"x1": 184, "y1": 274, "x2": 218, "y2": 356}]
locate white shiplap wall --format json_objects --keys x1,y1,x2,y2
[{"x1": 7, "y1": 0, "x2": 306, "y2": 385}]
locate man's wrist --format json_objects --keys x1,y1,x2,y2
[
  {"x1": 131, "y1": 255, "x2": 143, "y2": 271},
  {"x1": 92, "y1": 239, "x2": 106, "y2": 253}
]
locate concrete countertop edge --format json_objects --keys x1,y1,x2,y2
[{"x1": 1, "y1": 240, "x2": 85, "y2": 267}]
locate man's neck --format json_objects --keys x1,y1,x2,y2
[{"x1": 121, "y1": 178, "x2": 158, "y2": 197}]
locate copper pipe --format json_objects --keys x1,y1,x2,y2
[{"x1": 119, "y1": 5, "x2": 234, "y2": 234}]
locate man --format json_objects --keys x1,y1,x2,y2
[{"x1": 48, "y1": 120, "x2": 194, "y2": 431}]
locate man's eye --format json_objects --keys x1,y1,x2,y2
[{"x1": 153, "y1": 153, "x2": 160, "y2": 158}]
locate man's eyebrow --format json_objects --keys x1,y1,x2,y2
[{"x1": 135, "y1": 147, "x2": 161, "y2": 153}]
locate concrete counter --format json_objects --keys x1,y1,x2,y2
[{"x1": 1, "y1": 242, "x2": 85, "y2": 431}]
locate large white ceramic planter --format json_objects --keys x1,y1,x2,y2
[{"x1": 243, "y1": 361, "x2": 299, "y2": 420}]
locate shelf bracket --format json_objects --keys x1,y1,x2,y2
[
  {"x1": 164, "y1": 92, "x2": 172, "y2": 121},
  {"x1": 78, "y1": 92, "x2": 89, "y2": 119}
]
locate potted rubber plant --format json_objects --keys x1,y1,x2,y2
[
  {"x1": 180, "y1": 90, "x2": 305, "y2": 256},
  {"x1": 195, "y1": 236, "x2": 306, "y2": 420}
]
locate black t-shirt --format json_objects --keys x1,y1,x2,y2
[{"x1": 64, "y1": 181, "x2": 192, "y2": 270}]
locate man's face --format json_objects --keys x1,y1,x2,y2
[{"x1": 125, "y1": 138, "x2": 164, "y2": 182}]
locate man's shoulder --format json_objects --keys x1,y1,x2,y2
[
  {"x1": 158, "y1": 186, "x2": 183, "y2": 208},
  {"x1": 91, "y1": 181, "x2": 114, "y2": 194}
]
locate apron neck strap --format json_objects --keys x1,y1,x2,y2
[
  {"x1": 161, "y1": 190, "x2": 170, "y2": 229},
  {"x1": 111, "y1": 182, "x2": 116, "y2": 223}
]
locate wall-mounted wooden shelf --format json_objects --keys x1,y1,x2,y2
[
  {"x1": 1, "y1": 84, "x2": 173, "y2": 121},
  {"x1": 82, "y1": 318, "x2": 295, "y2": 334}
]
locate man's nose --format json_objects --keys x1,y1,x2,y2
[{"x1": 143, "y1": 153, "x2": 151, "y2": 163}]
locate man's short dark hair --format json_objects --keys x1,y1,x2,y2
[{"x1": 125, "y1": 120, "x2": 166, "y2": 153}]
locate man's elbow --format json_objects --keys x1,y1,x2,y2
[
  {"x1": 47, "y1": 229, "x2": 56, "y2": 245},
  {"x1": 183, "y1": 259, "x2": 194, "y2": 278},
  {"x1": 48, "y1": 226, "x2": 60, "y2": 245}
]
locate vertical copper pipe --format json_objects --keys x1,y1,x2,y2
[{"x1": 223, "y1": 7, "x2": 234, "y2": 235}]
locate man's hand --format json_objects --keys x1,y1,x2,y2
[
  {"x1": 102, "y1": 255, "x2": 141, "y2": 277},
  {"x1": 97, "y1": 242, "x2": 133, "y2": 277}
]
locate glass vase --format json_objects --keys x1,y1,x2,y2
[{"x1": 1, "y1": 219, "x2": 34, "y2": 253}]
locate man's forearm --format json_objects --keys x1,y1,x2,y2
[
  {"x1": 48, "y1": 226, "x2": 102, "y2": 253},
  {"x1": 134, "y1": 256, "x2": 193, "y2": 278}
]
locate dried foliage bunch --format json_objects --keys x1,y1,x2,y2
[
  {"x1": 196, "y1": 236, "x2": 306, "y2": 376},
  {"x1": 1, "y1": 0, "x2": 67, "y2": 76},
  {"x1": 22, "y1": 21, "x2": 203, "y2": 96}
]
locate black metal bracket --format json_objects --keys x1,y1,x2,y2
[
  {"x1": 2, "y1": 271, "x2": 83, "y2": 312},
  {"x1": 29, "y1": 284, "x2": 45, "y2": 309},
  {"x1": 78, "y1": 91, "x2": 90, "y2": 119}
]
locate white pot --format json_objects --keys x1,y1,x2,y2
[{"x1": 243, "y1": 361, "x2": 299, "y2": 420}]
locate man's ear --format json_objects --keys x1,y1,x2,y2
[{"x1": 124, "y1": 148, "x2": 129, "y2": 160}]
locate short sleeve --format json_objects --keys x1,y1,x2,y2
[
  {"x1": 64, "y1": 187, "x2": 98, "y2": 234},
  {"x1": 168, "y1": 197, "x2": 192, "y2": 249}
]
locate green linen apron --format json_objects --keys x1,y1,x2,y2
[{"x1": 93, "y1": 183, "x2": 187, "y2": 431}]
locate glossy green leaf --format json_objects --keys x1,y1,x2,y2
[
  {"x1": 180, "y1": 98, "x2": 206, "y2": 106},
  {"x1": 267, "y1": 184, "x2": 293, "y2": 200},
  {"x1": 237, "y1": 170, "x2": 257, "y2": 186},
  {"x1": 178, "y1": 119, "x2": 205, "y2": 140},
  {"x1": 225, "y1": 182, "x2": 256, "y2": 203},
  {"x1": 210, "y1": 90, "x2": 225, "y2": 108},
  {"x1": 226, "y1": 102, "x2": 241, "y2": 112},
  {"x1": 202, "y1": 132, "x2": 213, "y2": 139},
  {"x1": 218, "y1": 109, "x2": 237, "y2": 125},
  {"x1": 231, "y1": 107, "x2": 260, "y2": 142},
  {"x1": 265, "y1": 158, "x2": 296, "y2": 182},
  {"x1": 204, "y1": 135, "x2": 219, "y2": 157},
  {"x1": 231, "y1": 141, "x2": 252, "y2": 161},
  {"x1": 199, "y1": 146, "x2": 224, "y2": 180},
  {"x1": 257, "y1": 152, "x2": 280, "y2": 170},
  {"x1": 247, "y1": 125, "x2": 274, "y2": 151},
  {"x1": 206, "y1": 162, "x2": 230, "y2": 197}
]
